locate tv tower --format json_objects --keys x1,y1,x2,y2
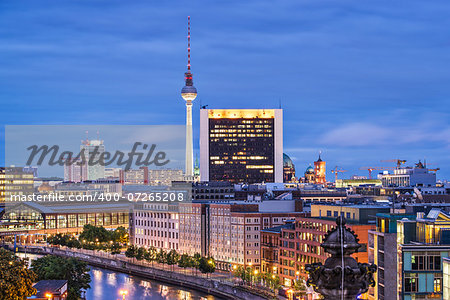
[{"x1": 181, "y1": 16, "x2": 197, "y2": 178}]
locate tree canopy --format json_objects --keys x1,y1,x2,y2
[
  {"x1": 31, "y1": 255, "x2": 91, "y2": 300},
  {"x1": 0, "y1": 249, "x2": 36, "y2": 300}
]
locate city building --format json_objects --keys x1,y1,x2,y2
[
  {"x1": 261, "y1": 220, "x2": 294, "y2": 275},
  {"x1": 177, "y1": 201, "x2": 303, "y2": 270},
  {"x1": 104, "y1": 167, "x2": 121, "y2": 179},
  {"x1": 1, "y1": 167, "x2": 34, "y2": 205},
  {"x1": 0, "y1": 202, "x2": 129, "y2": 241},
  {"x1": 262, "y1": 216, "x2": 374, "y2": 288},
  {"x1": 191, "y1": 181, "x2": 235, "y2": 201},
  {"x1": 397, "y1": 209, "x2": 450, "y2": 300},
  {"x1": 336, "y1": 178, "x2": 382, "y2": 188},
  {"x1": 314, "y1": 154, "x2": 326, "y2": 184},
  {"x1": 304, "y1": 165, "x2": 315, "y2": 183},
  {"x1": 0, "y1": 168, "x2": 5, "y2": 205},
  {"x1": 63, "y1": 157, "x2": 84, "y2": 182},
  {"x1": 310, "y1": 203, "x2": 391, "y2": 224},
  {"x1": 29, "y1": 280, "x2": 68, "y2": 300},
  {"x1": 53, "y1": 180, "x2": 122, "y2": 198},
  {"x1": 149, "y1": 169, "x2": 184, "y2": 186},
  {"x1": 132, "y1": 202, "x2": 180, "y2": 251},
  {"x1": 381, "y1": 161, "x2": 436, "y2": 187},
  {"x1": 443, "y1": 257, "x2": 450, "y2": 300},
  {"x1": 120, "y1": 167, "x2": 149, "y2": 185},
  {"x1": 199, "y1": 108, "x2": 283, "y2": 184},
  {"x1": 178, "y1": 202, "x2": 206, "y2": 256},
  {"x1": 368, "y1": 213, "x2": 416, "y2": 300},
  {"x1": 79, "y1": 138, "x2": 105, "y2": 181},
  {"x1": 181, "y1": 16, "x2": 197, "y2": 179},
  {"x1": 283, "y1": 153, "x2": 296, "y2": 183}
]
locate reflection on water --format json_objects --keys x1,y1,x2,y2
[
  {"x1": 86, "y1": 266, "x2": 218, "y2": 300},
  {"x1": 16, "y1": 253, "x2": 219, "y2": 300}
]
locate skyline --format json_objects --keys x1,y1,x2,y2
[{"x1": 1, "y1": 1, "x2": 450, "y2": 179}]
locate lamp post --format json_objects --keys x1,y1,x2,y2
[
  {"x1": 45, "y1": 293, "x2": 52, "y2": 300},
  {"x1": 119, "y1": 289, "x2": 128, "y2": 300}
]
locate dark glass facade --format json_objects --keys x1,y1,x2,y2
[{"x1": 208, "y1": 117, "x2": 274, "y2": 183}]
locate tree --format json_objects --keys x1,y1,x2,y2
[
  {"x1": 178, "y1": 254, "x2": 192, "y2": 271},
  {"x1": 79, "y1": 224, "x2": 110, "y2": 243},
  {"x1": 110, "y1": 242, "x2": 122, "y2": 254},
  {"x1": 31, "y1": 255, "x2": 91, "y2": 300},
  {"x1": 145, "y1": 246, "x2": 157, "y2": 267},
  {"x1": 156, "y1": 249, "x2": 167, "y2": 264},
  {"x1": 233, "y1": 266, "x2": 252, "y2": 284},
  {"x1": 112, "y1": 226, "x2": 129, "y2": 244},
  {"x1": 192, "y1": 252, "x2": 201, "y2": 274},
  {"x1": 136, "y1": 247, "x2": 147, "y2": 261},
  {"x1": 125, "y1": 245, "x2": 138, "y2": 258},
  {"x1": 166, "y1": 250, "x2": 180, "y2": 271},
  {"x1": 293, "y1": 279, "x2": 307, "y2": 298},
  {"x1": 0, "y1": 249, "x2": 36, "y2": 300},
  {"x1": 198, "y1": 256, "x2": 215, "y2": 276}
]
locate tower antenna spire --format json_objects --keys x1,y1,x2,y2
[{"x1": 187, "y1": 16, "x2": 191, "y2": 71}]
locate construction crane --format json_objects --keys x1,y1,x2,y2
[
  {"x1": 331, "y1": 166, "x2": 347, "y2": 182},
  {"x1": 429, "y1": 168, "x2": 440, "y2": 173},
  {"x1": 359, "y1": 167, "x2": 395, "y2": 179},
  {"x1": 380, "y1": 159, "x2": 407, "y2": 168}
]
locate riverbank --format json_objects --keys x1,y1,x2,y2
[{"x1": 9, "y1": 245, "x2": 275, "y2": 300}]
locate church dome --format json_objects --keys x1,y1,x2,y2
[
  {"x1": 305, "y1": 165, "x2": 314, "y2": 174},
  {"x1": 283, "y1": 153, "x2": 294, "y2": 168}
]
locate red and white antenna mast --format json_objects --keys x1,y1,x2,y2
[{"x1": 187, "y1": 16, "x2": 191, "y2": 71}]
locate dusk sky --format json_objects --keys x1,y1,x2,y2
[{"x1": 1, "y1": 0, "x2": 449, "y2": 180}]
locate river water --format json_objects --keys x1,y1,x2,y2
[{"x1": 18, "y1": 253, "x2": 220, "y2": 300}]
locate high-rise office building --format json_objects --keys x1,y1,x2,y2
[
  {"x1": 80, "y1": 139, "x2": 105, "y2": 181},
  {"x1": 200, "y1": 109, "x2": 283, "y2": 183}
]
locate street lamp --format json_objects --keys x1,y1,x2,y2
[
  {"x1": 119, "y1": 289, "x2": 128, "y2": 300},
  {"x1": 45, "y1": 293, "x2": 52, "y2": 300}
]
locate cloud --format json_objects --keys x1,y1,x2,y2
[{"x1": 320, "y1": 121, "x2": 450, "y2": 147}]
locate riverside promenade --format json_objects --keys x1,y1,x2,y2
[{"x1": 8, "y1": 244, "x2": 276, "y2": 300}]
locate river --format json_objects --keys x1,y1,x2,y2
[{"x1": 17, "y1": 253, "x2": 220, "y2": 300}]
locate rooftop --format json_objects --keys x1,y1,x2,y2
[{"x1": 30, "y1": 280, "x2": 67, "y2": 298}]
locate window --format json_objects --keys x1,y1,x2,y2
[
  {"x1": 434, "y1": 275, "x2": 442, "y2": 293},
  {"x1": 428, "y1": 255, "x2": 441, "y2": 271},
  {"x1": 411, "y1": 255, "x2": 425, "y2": 270},
  {"x1": 404, "y1": 273, "x2": 418, "y2": 292},
  {"x1": 326, "y1": 211, "x2": 331, "y2": 217}
]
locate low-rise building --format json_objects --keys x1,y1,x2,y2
[
  {"x1": 397, "y1": 209, "x2": 450, "y2": 300},
  {"x1": 29, "y1": 280, "x2": 68, "y2": 300},
  {"x1": 311, "y1": 203, "x2": 390, "y2": 224},
  {"x1": 368, "y1": 213, "x2": 416, "y2": 300},
  {"x1": 262, "y1": 216, "x2": 374, "y2": 288}
]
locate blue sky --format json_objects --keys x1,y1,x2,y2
[{"x1": 1, "y1": 0, "x2": 449, "y2": 180}]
